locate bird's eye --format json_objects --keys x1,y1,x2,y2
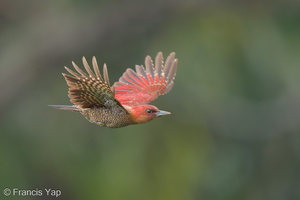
[{"x1": 146, "y1": 109, "x2": 155, "y2": 114}]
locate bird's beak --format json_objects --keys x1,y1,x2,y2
[{"x1": 156, "y1": 110, "x2": 171, "y2": 117}]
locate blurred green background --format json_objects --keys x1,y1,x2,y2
[{"x1": 1, "y1": 0, "x2": 300, "y2": 200}]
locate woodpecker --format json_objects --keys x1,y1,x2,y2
[{"x1": 49, "y1": 52, "x2": 178, "y2": 128}]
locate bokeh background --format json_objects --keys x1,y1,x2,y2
[{"x1": 1, "y1": 0, "x2": 300, "y2": 199}]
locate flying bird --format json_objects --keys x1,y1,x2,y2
[{"x1": 49, "y1": 52, "x2": 178, "y2": 128}]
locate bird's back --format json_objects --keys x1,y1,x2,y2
[{"x1": 80, "y1": 106, "x2": 133, "y2": 128}]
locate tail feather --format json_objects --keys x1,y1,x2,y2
[{"x1": 48, "y1": 105, "x2": 80, "y2": 112}]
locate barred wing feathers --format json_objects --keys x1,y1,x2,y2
[
  {"x1": 63, "y1": 56, "x2": 126, "y2": 111},
  {"x1": 113, "y1": 52, "x2": 178, "y2": 106}
]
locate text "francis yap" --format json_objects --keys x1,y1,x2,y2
[{"x1": 3, "y1": 188, "x2": 61, "y2": 197}]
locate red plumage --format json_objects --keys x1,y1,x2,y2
[
  {"x1": 49, "y1": 52, "x2": 178, "y2": 128},
  {"x1": 114, "y1": 52, "x2": 177, "y2": 106}
]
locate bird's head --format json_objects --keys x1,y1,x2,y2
[{"x1": 125, "y1": 105, "x2": 171, "y2": 124}]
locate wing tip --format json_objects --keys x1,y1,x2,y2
[{"x1": 102, "y1": 63, "x2": 111, "y2": 87}]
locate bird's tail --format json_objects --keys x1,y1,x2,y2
[{"x1": 48, "y1": 105, "x2": 80, "y2": 112}]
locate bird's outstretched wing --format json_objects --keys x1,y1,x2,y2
[
  {"x1": 113, "y1": 52, "x2": 178, "y2": 106},
  {"x1": 63, "y1": 57, "x2": 126, "y2": 111}
]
